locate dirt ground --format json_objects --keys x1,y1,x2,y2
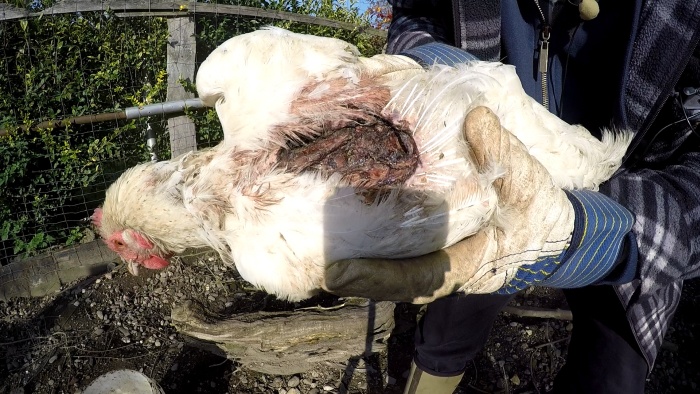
[{"x1": 1, "y1": 253, "x2": 698, "y2": 394}]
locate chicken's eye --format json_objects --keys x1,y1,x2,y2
[{"x1": 114, "y1": 240, "x2": 124, "y2": 247}]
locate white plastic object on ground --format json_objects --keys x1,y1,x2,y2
[{"x1": 82, "y1": 369, "x2": 165, "y2": 394}]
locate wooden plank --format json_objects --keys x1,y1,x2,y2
[
  {"x1": 0, "y1": 1, "x2": 386, "y2": 37},
  {"x1": 0, "y1": 240, "x2": 117, "y2": 301},
  {"x1": 166, "y1": 16, "x2": 197, "y2": 157},
  {"x1": 114, "y1": 11, "x2": 183, "y2": 17},
  {"x1": 0, "y1": 2, "x2": 28, "y2": 20},
  {"x1": 41, "y1": 0, "x2": 185, "y2": 14}
]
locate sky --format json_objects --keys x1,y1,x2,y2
[{"x1": 346, "y1": 0, "x2": 378, "y2": 18}]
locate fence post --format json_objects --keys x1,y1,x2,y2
[{"x1": 166, "y1": 17, "x2": 197, "y2": 157}]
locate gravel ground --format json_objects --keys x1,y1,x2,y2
[{"x1": 0, "y1": 253, "x2": 698, "y2": 394}]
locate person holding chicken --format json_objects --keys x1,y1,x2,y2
[{"x1": 323, "y1": 0, "x2": 700, "y2": 393}]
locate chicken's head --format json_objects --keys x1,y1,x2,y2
[
  {"x1": 91, "y1": 157, "x2": 204, "y2": 276},
  {"x1": 92, "y1": 208, "x2": 173, "y2": 275}
]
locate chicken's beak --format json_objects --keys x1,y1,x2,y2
[{"x1": 127, "y1": 260, "x2": 140, "y2": 276}]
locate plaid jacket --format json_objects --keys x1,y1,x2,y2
[{"x1": 387, "y1": 0, "x2": 700, "y2": 370}]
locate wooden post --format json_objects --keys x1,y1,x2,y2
[{"x1": 166, "y1": 17, "x2": 197, "y2": 158}]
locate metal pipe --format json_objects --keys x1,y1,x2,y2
[
  {"x1": 0, "y1": 98, "x2": 206, "y2": 137},
  {"x1": 123, "y1": 98, "x2": 204, "y2": 119}
]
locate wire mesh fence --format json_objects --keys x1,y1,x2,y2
[{"x1": 0, "y1": 0, "x2": 385, "y2": 276}]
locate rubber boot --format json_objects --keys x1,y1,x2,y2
[{"x1": 403, "y1": 361, "x2": 464, "y2": 394}]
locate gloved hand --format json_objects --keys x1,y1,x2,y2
[{"x1": 322, "y1": 107, "x2": 635, "y2": 303}]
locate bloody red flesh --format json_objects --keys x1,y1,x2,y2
[{"x1": 279, "y1": 115, "x2": 419, "y2": 189}]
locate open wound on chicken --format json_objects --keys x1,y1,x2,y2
[
  {"x1": 276, "y1": 80, "x2": 420, "y2": 200},
  {"x1": 279, "y1": 114, "x2": 418, "y2": 187}
]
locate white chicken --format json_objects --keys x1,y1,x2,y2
[{"x1": 94, "y1": 27, "x2": 632, "y2": 301}]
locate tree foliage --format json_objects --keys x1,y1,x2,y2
[
  {"x1": 0, "y1": 10, "x2": 169, "y2": 263},
  {"x1": 366, "y1": 0, "x2": 392, "y2": 30}
]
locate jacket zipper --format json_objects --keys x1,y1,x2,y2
[{"x1": 533, "y1": 0, "x2": 551, "y2": 110}]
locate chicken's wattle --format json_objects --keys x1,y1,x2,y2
[
  {"x1": 126, "y1": 254, "x2": 170, "y2": 276},
  {"x1": 142, "y1": 255, "x2": 170, "y2": 270}
]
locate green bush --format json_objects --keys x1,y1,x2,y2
[{"x1": 0, "y1": 9, "x2": 169, "y2": 263}]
